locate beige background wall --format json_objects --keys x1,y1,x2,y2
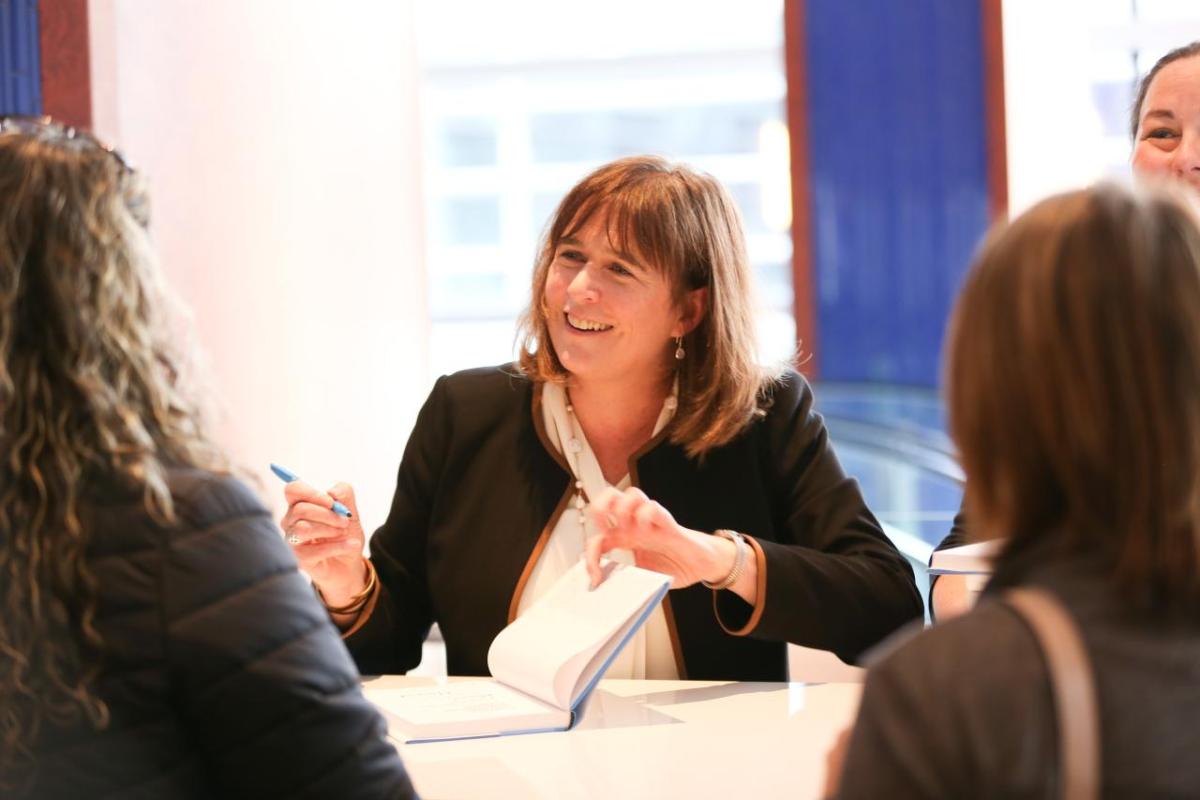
[{"x1": 87, "y1": 0, "x2": 429, "y2": 526}]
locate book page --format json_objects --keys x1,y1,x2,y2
[
  {"x1": 929, "y1": 540, "x2": 1000, "y2": 574},
  {"x1": 365, "y1": 681, "x2": 567, "y2": 741},
  {"x1": 487, "y1": 560, "x2": 670, "y2": 709},
  {"x1": 560, "y1": 587, "x2": 662, "y2": 706}
]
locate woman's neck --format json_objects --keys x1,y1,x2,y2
[{"x1": 568, "y1": 373, "x2": 672, "y2": 483}]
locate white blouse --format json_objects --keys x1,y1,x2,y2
[{"x1": 515, "y1": 381, "x2": 680, "y2": 680}]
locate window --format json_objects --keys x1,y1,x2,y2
[
  {"x1": 1004, "y1": 0, "x2": 1200, "y2": 213},
  {"x1": 414, "y1": 0, "x2": 792, "y2": 379}
]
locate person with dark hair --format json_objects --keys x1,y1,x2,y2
[
  {"x1": 281, "y1": 155, "x2": 922, "y2": 682},
  {"x1": 931, "y1": 39, "x2": 1200, "y2": 621},
  {"x1": 1131, "y1": 39, "x2": 1200, "y2": 187},
  {"x1": 0, "y1": 117, "x2": 416, "y2": 799},
  {"x1": 828, "y1": 181, "x2": 1200, "y2": 797}
]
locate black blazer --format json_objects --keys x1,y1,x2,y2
[
  {"x1": 19, "y1": 468, "x2": 415, "y2": 800},
  {"x1": 346, "y1": 366, "x2": 922, "y2": 681}
]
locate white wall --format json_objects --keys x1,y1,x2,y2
[
  {"x1": 88, "y1": 0, "x2": 429, "y2": 526},
  {"x1": 1002, "y1": 0, "x2": 1200, "y2": 215},
  {"x1": 1003, "y1": 0, "x2": 1113, "y2": 216}
]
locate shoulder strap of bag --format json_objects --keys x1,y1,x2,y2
[{"x1": 1004, "y1": 587, "x2": 1100, "y2": 800}]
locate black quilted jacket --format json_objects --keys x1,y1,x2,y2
[{"x1": 18, "y1": 467, "x2": 417, "y2": 799}]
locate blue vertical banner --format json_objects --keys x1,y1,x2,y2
[
  {"x1": 803, "y1": 0, "x2": 992, "y2": 385},
  {"x1": 0, "y1": 0, "x2": 42, "y2": 115}
]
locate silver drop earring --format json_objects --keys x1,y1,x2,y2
[{"x1": 674, "y1": 336, "x2": 685, "y2": 361}]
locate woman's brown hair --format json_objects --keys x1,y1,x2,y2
[
  {"x1": 517, "y1": 155, "x2": 781, "y2": 458},
  {"x1": 0, "y1": 120, "x2": 225, "y2": 785},
  {"x1": 947, "y1": 181, "x2": 1200, "y2": 613}
]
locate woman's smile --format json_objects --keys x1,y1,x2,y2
[
  {"x1": 542, "y1": 214, "x2": 688, "y2": 384},
  {"x1": 564, "y1": 312, "x2": 614, "y2": 333}
]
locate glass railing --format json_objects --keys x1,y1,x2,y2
[{"x1": 816, "y1": 382, "x2": 963, "y2": 617}]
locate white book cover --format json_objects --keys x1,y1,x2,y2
[
  {"x1": 928, "y1": 539, "x2": 1001, "y2": 575},
  {"x1": 365, "y1": 559, "x2": 671, "y2": 743}
]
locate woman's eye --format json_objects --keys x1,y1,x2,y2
[
  {"x1": 608, "y1": 262, "x2": 633, "y2": 278},
  {"x1": 557, "y1": 249, "x2": 585, "y2": 263},
  {"x1": 1146, "y1": 128, "x2": 1178, "y2": 140}
]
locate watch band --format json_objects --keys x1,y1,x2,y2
[{"x1": 701, "y1": 529, "x2": 748, "y2": 590}]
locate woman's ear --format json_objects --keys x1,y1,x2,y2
[{"x1": 673, "y1": 287, "x2": 709, "y2": 336}]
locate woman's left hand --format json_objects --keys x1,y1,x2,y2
[{"x1": 584, "y1": 486, "x2": 728, "y2": 590}]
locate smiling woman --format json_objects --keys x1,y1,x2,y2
[
  {"x1": 543, "y1": 215, "x2": 697, "y2": 402},
  {"x1": 520, "y1": 157, "x2": 760, "y2": 461},
  {"x1": 1131, "y1": 41, "x2": 1200, "y2": 189},
  {"x1": 279, "y1": 155, "x2": 923, "y2": 683}
]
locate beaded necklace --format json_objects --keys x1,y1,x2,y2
[{"x1": 558, "y1": 388, "x2": 678, "y2": 544}]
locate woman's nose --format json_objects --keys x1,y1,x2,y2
[
  {"x1": 1173, "y1": 133, "x2": 1200, "y2": 176},
  {"x1": 566, "y1": 265, "x2": 599, "y2": 303}
]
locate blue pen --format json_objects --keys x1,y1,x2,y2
[{"x1": 270, "y1": 463, "x2": 353, "y2": 518}]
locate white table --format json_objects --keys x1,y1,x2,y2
[{"x1": 364, "y1": 676, "x2": 864, "y2": 799}]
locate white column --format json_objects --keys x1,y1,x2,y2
[
  {"x1": 88, "y1": 0, "x2": 428, "y2": 527},
  {"x1": 1003, "y1": 0, "x2": 1123, "y2": 215}
]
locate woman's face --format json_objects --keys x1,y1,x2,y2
[
  {"x1": 1132, "y1": 55, "x2": 1200, "y2": 191},
  {"x1": 542, "y1": 214, "x2": 702, "y2": 390}
]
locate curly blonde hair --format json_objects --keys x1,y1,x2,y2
[{"x1": 0, "y1": 120, "x2": 225, "y2": 787}]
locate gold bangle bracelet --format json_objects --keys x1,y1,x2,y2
[{"x1": 318, "y1": 557, "x2": 377, "y2": 615}]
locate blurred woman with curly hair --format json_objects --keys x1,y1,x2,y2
[{"x1": 0, "y1": 117, "x2": 415, "y2": 799}]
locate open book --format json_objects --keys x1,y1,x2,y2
[
  {"x1": 928, "y1": 539, "x2": 1000, "y2": 575},
  {"x1": 365, "y1": 559, "x2": 671, "y2": 743}
]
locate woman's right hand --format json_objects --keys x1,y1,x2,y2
[
  {"x1": 280, "y1": 480, "x2": 368, "y2": 607},
  {"x1": 930, "y1": 573, "x2": 974, "y2": 622}
]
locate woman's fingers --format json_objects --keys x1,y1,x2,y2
[
  {"x1": 327, "y1": 482, "x2": 361, "y2": 518},
  {"x1": 280, "y1": 482, "x2": 360, "y2": 550},
  {"x1": 590, "y1": 486, "x2": 673, "y2": 540},
  {"x1": 582, "y1": 527, "x2": 639, "y2": 588},
  {"x1": 295, "y1": 536, "x2": 362, "y2": 565},
  {"x1": 281, "y1": 501, "x2": 350, "y2": 534},
  {"x1": 584, "y1": 532, "x2": 607, "y2": 588},
  {"x1": 605, "y1": 486, "x2": 647, "y2": 524},
  {"x1": 590, "y1": 486, "x2": 621, "y2": 518},
  {"x1": 585, "y1": 487, "x2": 683, "y2": 588},
  {"x1": 590, "y1": 487, "x2": 635, "y2": 531},
  {"x1": 584, "y1": 490, "x2": 626, "y2": 587},
  {"x1": 282, "y1": 480, "x2": 355, "y2": 526},
  {"x1": 284, "y1": 478, "x2": 337, "y2": 510},
  {"x1": 284, "y1": 518, "x2": 345, "y2": 545},
  {"x1": 633, "y1": 497, "x2": 672, "y2": 530},
  {"x1": 275, "y1": 479, "x2": 367, "y2": 600}
]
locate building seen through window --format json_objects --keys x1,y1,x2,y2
[{"x1": 414, "y1": 0, "x2": 792, "y2": 380}]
